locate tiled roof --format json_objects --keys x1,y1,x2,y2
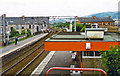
[
  {"x1": 6, "y1": 17, "x2": 49, "y2": 25},
  {"x1": 78, "y1": 17, "x2": 114, "y2": 22}
]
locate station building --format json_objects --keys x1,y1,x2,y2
[
  {"x1": 76, "y1": 16, "x2": 115, "y2": 27},
  {"x1": 45, "y1": 28, "x2": 119, "y2": 74}
]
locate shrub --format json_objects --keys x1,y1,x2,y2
[
  {"x1": 21, "y1": 29, "x2": 25, "y2": 35},
  {"x1": 27, "y1": 29, "x2": 31, "y2": 37},
  {"x1": 99, "y1": 45, "x2": 120, "y2": 75},
  {"x1": 72, "y1": 23, "x2": 84, "y2": 32},
  {"x1": 10, "y1": 28, "x2": 19, "y2": 38}
]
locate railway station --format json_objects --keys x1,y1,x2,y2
[
  {"x1": 0, "y1": 15, "x2": 120, "y2": 76},
  {"x1": 43, "y1": 29, "x2": 119, "y2": 76}
]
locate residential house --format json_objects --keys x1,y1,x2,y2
[
  {"x1": 76, "y1": 16, "x2": 115, "y2": 27},
  {"x1": 6, "y1": 16, "x2": 49, "y2": 35},
  {"x1": 0, "y1": 14, "x2": 49, "y2": 46}
]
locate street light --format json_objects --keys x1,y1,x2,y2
[
  {"x1": 22, "y1": 16, "x2": 27, "y2": 37},
  {"x1": 6, "y1": 31, "x2": 10, "y2": 45},
  {"x1": 2, "y1": 14, "x2": 6, "y2": 46}
]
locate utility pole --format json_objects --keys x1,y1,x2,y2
[
  {"x1": 22, "y1": 16, "x2": 27, "y2": 37},
  {"x1": 7, "y1": 22, "x2": 10, "y2": 45},
  {"x1": 74, "y1": 16, "x2": 76, "y2": 32},
  {"x1": 3, "y1": 14, "x2": 6, "y2": 46}
]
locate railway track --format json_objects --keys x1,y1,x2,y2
[
  {"x1": 2, "y1": 33, "x2": 52, "y2": 72},
  {"x1": 2, "y1": 44, "x2": 44, "y2": 75},
  {"x1": 1, "y1": 31, "x2": 60, "y2": 76}
]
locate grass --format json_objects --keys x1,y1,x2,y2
[{"x1": 0, "y1": 35, "x2": 34, "y2": 49}]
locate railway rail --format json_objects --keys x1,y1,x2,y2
[{"x1": 1, "y1": 31, "x2": 60, "y2": 76}]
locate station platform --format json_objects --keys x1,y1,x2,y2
[
  {"x1": 0, "y1": 33, "x2": 48, "y2": 57},
  {"x1": 31, "y1": 51, "x2": 73, "y2": 76}
]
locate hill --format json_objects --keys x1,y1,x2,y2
[{"x1": 86, "y1": 11, "x2": 119, "y2": 19}]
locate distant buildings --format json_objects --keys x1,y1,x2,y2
[
  {"x1": 0, "y1": 14, "x2": 49, "y2": 46},
  {"x1": 6, "y1": 16, "x2": 49, "y2": 35},
  {"x1": 76, "y1": 16, "x2": 115, "y2": 27}
]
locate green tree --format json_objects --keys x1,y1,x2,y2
[
  {"x1": 80, "y1": 25, "x2": 86, "y2": 32},
  {"x1": 10, "y1": 28, "x2": 19, "y2": 37},
  {"x1": 99, "y1": 45, "x2": 120, "y2": 75},
  {"x1": 21, "y1": 29, "x2": 25, "y2": 35},
  {"x1": 72, "y1": 23, "x2": 83, "y2": 32},
  {"x1": 21, "y1": 29, "x2": 31, "y2": 37},
  {"x1": 27, "y1": 29, "x2": 31, "y2": 37}
]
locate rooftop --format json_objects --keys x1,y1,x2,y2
[
  {"x1": 6, "y1": 17, "x2": 49, "y2": 25},
  {"x1": 78, "y1": 17, "x2": 114, "y2": 22},
  {"x1": 45, "y1": 32, "x2": 120, "y2": 42}
]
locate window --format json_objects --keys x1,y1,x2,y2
[
  {"x1": 82, "y1": 51, "x2": 101, "y2": 58},
  {"x1": 11, "y1": 27, "x2": 13, "y2": 31},
  {"x1": 22, "y1": 25, "x2": 24, "y2": 29},
  {"x1": 16, "y1": 25, "x2": 19, "y2": 30},
  {"x1": 106, "y1": 22, "x2": 107, "y2": 25},
  {"x1": 44, "y1": 25, "x2": 46, "y2": 27},
  {"x1": 33, "y1": 25, "x2": 34, "y2": 29},
  {"x1": 103, "y1": 22, "x2": 105, "y2": 25},
  {"x1": 99, "y1": 23, "x2": 101, "y2": 25},
  {"x1": 29, "y1": 25, "x2": 31, "y2": 29},
  {"x1": 41, "y1": 25, "x2": 43, "y2": 29},
  {"x1": 111, "y1": 22, "x2": 114, "y2": 25},
  {"x1": 0, "y1": 28, "x2": 2, "y2": 35},
  {"x1": 0, "y1": 38, "x2": 2, "y2": 42},
  {"x1": 95, "y1": 51, "x2": 100, "y2": 56},
  {"x1": 83, "y1": 51, "x2": 94, "y2": 56}
]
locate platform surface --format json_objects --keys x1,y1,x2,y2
[
  {"x1": 40, "y1": 51, "x2": 73, "y2": 76},
  {"x1": 0, "y1": 33, "x2": 48, "y2": 57}
]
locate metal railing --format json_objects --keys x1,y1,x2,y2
[{"x1": 46, "y1": 67, "x2": 107, "y2": 76}]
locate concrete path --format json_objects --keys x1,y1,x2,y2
[
  {"x1": 0, "y1": 33, "x2": 48, "y2": 57},
  {"x1": 40, "y1": 51, "x2": 73, "y2": 76}
]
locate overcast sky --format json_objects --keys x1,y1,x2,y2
[{"x1": 0, "y1": 0, "x2": 119, "y2": 17}]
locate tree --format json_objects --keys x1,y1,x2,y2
[
  {"x1": 72, "y1": 23, "x2": 83, "y2": 32},
  {"x1": 27, "y1": 29, "x2": 31, "y2": 37},
  {"x1": 10, "y1": 28, "x2": 19, "y2": 38},
  {"x1": 21, "y1": 29, "x2": 31, "y2": 37},
  {"x1": 80, "y1": 25, "x2": 86, "y2": 32},
  {"x1": 99, "y1": 45, "x2": 120, "y2": 75},
  {"x1": 21, "y1": 29, "x2": 25, "y2": 35}
]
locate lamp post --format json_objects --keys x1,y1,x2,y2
[
  {"x1": 6, "y1": 31, "x2": 10, "y2": 45},
  {"x1": 3, "y1": 14, "x2": 6, "y2": 46},
  {"x1": 22, "y1": 16, "x2": 27, "y2": 37}
]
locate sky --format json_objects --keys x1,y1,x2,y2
[{"x1": 0, "y1": 0, "x2": 119, "y2": 17}]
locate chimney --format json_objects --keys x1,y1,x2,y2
[
  {"x1": 92, "y1": 16, "x2": 96, "y2": 19},
  {"x1": 22, "y1": 15, "x2": 25, "y2": 19},
  {"x1": 76, "y1": 16, "x2": 78, "y2": 20},
  {"x1": 109, "y1": 16, "x2": 111, "y2": 18},
  {"x1": 3, "y1": 14, "x2": 6, "y2": 19}
]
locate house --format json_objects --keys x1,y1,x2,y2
[
  {"x1": 76, "y1": 16, "x2": 115, "y2": 27},
  {"x1": 0, "y1": 14, "x2": 50, "y2": 46},
  {"x1": 0, "y1": 14, "x2": 7, "y2": 46},
  {"x1": 6, "y1": 16, "x2": 49, "y2": 35}
]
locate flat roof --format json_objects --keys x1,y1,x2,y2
[{"x1": 45, "y1": 32, "x2": 120, "y2": 42}]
